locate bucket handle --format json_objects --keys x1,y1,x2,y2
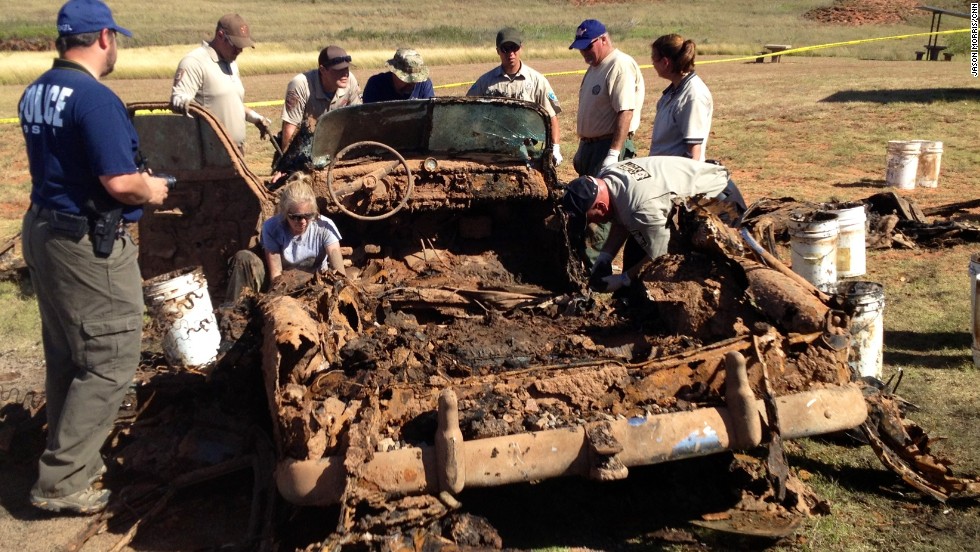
[
  {"x1": 791, "y1": 248, "x2": 836, "y2": 263},
  {"x1": 973, "y1": 275, "x2": 980, "y2": 347},
  {"x1": 176, "y1": 289, "x2": 207, "y2": 311}
]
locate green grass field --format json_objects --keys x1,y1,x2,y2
[{"x1": 1, "y1": 1, "x2": 979, "y2": 550}]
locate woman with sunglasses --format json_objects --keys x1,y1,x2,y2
[
  {"x1": 225, "y1": 175, "x2": 344, "y2": 303},
  {"x1": 648, "y1": 34, "x2": 713, "y2": 162}
]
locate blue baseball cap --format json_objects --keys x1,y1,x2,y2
[
  {"x1": 569, "y1": 19, "x2": 606, "y2": 50},
  {"x1": 57, "y1": 0, "x2": 132, "y2": 38},
  {"x1": 560, "y1": 176, "x2": 599, "y2": 229}
]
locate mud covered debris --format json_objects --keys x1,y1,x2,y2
[
  {"x1": 250, "y1": 200, "x2": 871, "y2": 546},
  {"x1": 741, "y1": 192, "x2": 980, "y2": 254},
  {"x1": 863, "y1": 391, "x2": 980, "y2": 502},
  {"x1": 112, "y1": 99, "x2": 980, "y2": 550}
]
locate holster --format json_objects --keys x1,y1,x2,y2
[{"x1": 90, "y1": 209, "x2": 123, "y2": 258}]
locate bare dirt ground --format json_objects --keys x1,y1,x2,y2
[{"x1": 803, "y1": 0, "x2": 919, "y2": 25}]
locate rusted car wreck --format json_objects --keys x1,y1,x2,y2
[{"x1": 129, "y1": 98, "x2": 977, "y2": 546}]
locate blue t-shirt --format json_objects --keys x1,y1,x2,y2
[
  {"x1": 363, "y1": 72, "x2": 435, "y2": 103},
  {"x1": 260, "y1": 214, "x2": 342, "y2": 272},
  {"x1": 19, "y1": 59, "x2": 142, "y2": 221}
]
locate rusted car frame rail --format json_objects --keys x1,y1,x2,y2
[{"x1": 275, "y1": 354, "x2": 866, "y2": 506}]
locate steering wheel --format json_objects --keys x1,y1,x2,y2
[{"x1": 326, "y1": 141, "x2": 414, "y2": 221}]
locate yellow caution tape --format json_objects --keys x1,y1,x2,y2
[{"x1": 698, "y1": 29, "x2": 970, "y2": 65}]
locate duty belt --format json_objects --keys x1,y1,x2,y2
[
  {"x1": 579, "y1": 132, "x2": 635, "y2": 144},
  {"x1": 29, "y1": 203, "x2": 89, "y2": 240}
]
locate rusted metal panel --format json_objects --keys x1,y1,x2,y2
[
  {"x1": 274, "y1": 385, "x2": 866, "y2": 506},
  {"x1": 128, "y1": 102, "x2": 273, "y2": 300}
]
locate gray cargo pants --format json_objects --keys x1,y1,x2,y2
[
  {"x1": 22, "y1": 207, "x2": 143, "y2": 498},
  {"x1": 225, "y1": 249, "x2": 266, "y2": 304}
]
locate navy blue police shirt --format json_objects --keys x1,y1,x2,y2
[
  {"x1": 19, "y1": 59, "x2": 142, "y2": 222},
  {"x1": 363, "y1": 72, "x2": 435, "y2": 103}
]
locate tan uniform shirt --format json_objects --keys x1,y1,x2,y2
[
  {"x1": 171, "y1": 42, "x2": 247, "y2": 147},
  {"x1": 281, "y1": 69, "x2": 362, "y2": 127},
  {"x1": 576, "y1": 49, "x2": 645, "y2": 139},
  {"x1": 600, "y1": 156, "x2": 730, "y2": 259},
  {"x1": 466, "y1": 63, "x2": 561, "y2": 117}
]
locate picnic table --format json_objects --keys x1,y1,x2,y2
[
  {"x1": 915, "y1": 5, "x2": 969, "y2": 61},
  {"x1": 756, "y1": 44, "x2": 792, "y2": 63}
]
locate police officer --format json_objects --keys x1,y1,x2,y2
[
  {"x1": 19, "y1": 0, "x2": 169, "y2": 514},
  {"x1": 170, "y1": 14, "x2": 271, "y2": 152},
  {"x1": 568, "y1": 19, "x2": 645, "y2": 265},
  {"x1": 467, "y1": 27, "x2": 564, "y2": 166},
  {"x1": 279, "y1": 45, "x2": 363, "y2": 153},
  {"x1": 561, "y1": 156, "x2": 744, "y2": 292},
  {"x1": 569, "y1": 19, "x2": 645, "y2": 178},
  {"x1": 363, "y1": 48, "x2": 435, "y2": 103}
]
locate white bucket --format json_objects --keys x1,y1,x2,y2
[
  {"x1": 789, "y1": 211, "x2": 839, "y2": 293},
  {"x1": 885, "y1": 140, "x2": 922, "y2": 190},
  {"x1": 827, "y1": 202, "x2": 867, "y2": 278},
  {"x1": 969, "y1": 254, "x2": 980, "y2": 367},
  {"x1": 143, "y1": 266, "x2": 220, "y2": 368},
  {"x1": 915, "y1": 140, "x2": 943, "y2": 188},
  {"x1": 838, "y1": 281, "x2": 885, "y2": 380}
]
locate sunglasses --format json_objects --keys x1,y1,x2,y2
[
  {"x1": 324, "y1": 55, "x2": 352, "y2": 67},
  {"x1": 221, "y1": 32, "x2": 242, "y2": 50},
  {"x1": 287, "y1": 212, "x2": 316, "y2": 222},
  {"x1": 499, "y1": 44, "x2": 520, "y2": 54},
  {"x1": 585, "y1": 37, "x2": 601, "y2": 50}
]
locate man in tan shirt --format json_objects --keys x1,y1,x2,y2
[
  {"x1": 467, "y1": 27, "x2": 564, "y2": 165},
  {"x1": 569, "y1": 19, "x2": 645, "y2": 265},
  {"x1": 170, "y1": 14, "x2": 271, "y2": 151},
  {"x1": 279, "y1": 45, "x2": 362, "y2": 153},
  {"x1": 569, "y1": 19, "x2": 645, "y2": 178}
]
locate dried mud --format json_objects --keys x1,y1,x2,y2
[
  {"x1": 237, "y1": 200, "x2": 871, "y2": 548},
  {"x1": 803, "y1": 0, "x2": 920, "y2": 25}
]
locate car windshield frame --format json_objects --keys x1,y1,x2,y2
[{"x1": 309, "y1": 97, "x2": 550, "y2": 168}]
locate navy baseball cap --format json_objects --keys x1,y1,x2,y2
[
  {"x1": 569, "y1": 19, "x2": 606, "y2": 50},
  {"x1": 561, "y1": 176, "x2": 599, "y2": 228},
  {"x1": 57, "y1": 0, "x2": 132, "y2": 38}
]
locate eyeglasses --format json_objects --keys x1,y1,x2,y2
[
  {"x1": 585, "y1": 37, "x2": 601, "y2": 51},
  {"x1": 499, "y1": 44, "x2": 520, "y2": 54},
  {"x1": 287, "y1": 212, "x2": 316, "y2": 222}
]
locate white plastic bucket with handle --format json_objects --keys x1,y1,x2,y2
[
  {"x1": 789, "y1": 211, "x2": 839, "y2": 293},
  {"x1": 143, "y1": 266, "x2": 220, "y2": 368},
  {"x1": 915, "y1": 140, "x2": 943, "y2": 188},
  {"x1": 838, "y1": 281, "x2": 885, "y2": 380},
  {"x1": 970, "y1": 254, "x2": 980, "y2": 367},
  {"x1": 828, "y1": 202, "x2": 867, "y2": 278},
  {"x1": 885, "y1": 140, "x2": 922, "y2": 190}
]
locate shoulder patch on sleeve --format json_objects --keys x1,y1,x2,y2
[{"x1": 285, "y1": 90, "x2": 300, "y2": 112}]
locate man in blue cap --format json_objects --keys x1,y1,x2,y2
[
  {"x1": 568, "y1": 19, "x2": 645, "y2": 267},
  {"x1": 569, "y1": 19, "x2": 645, "y2": 178},
  {"x1": 19, "y1": 0, "x2": 170, "y2": 514},
  {"x1": 561, "y1": 156, "x2": 744, "y2": 293}
]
